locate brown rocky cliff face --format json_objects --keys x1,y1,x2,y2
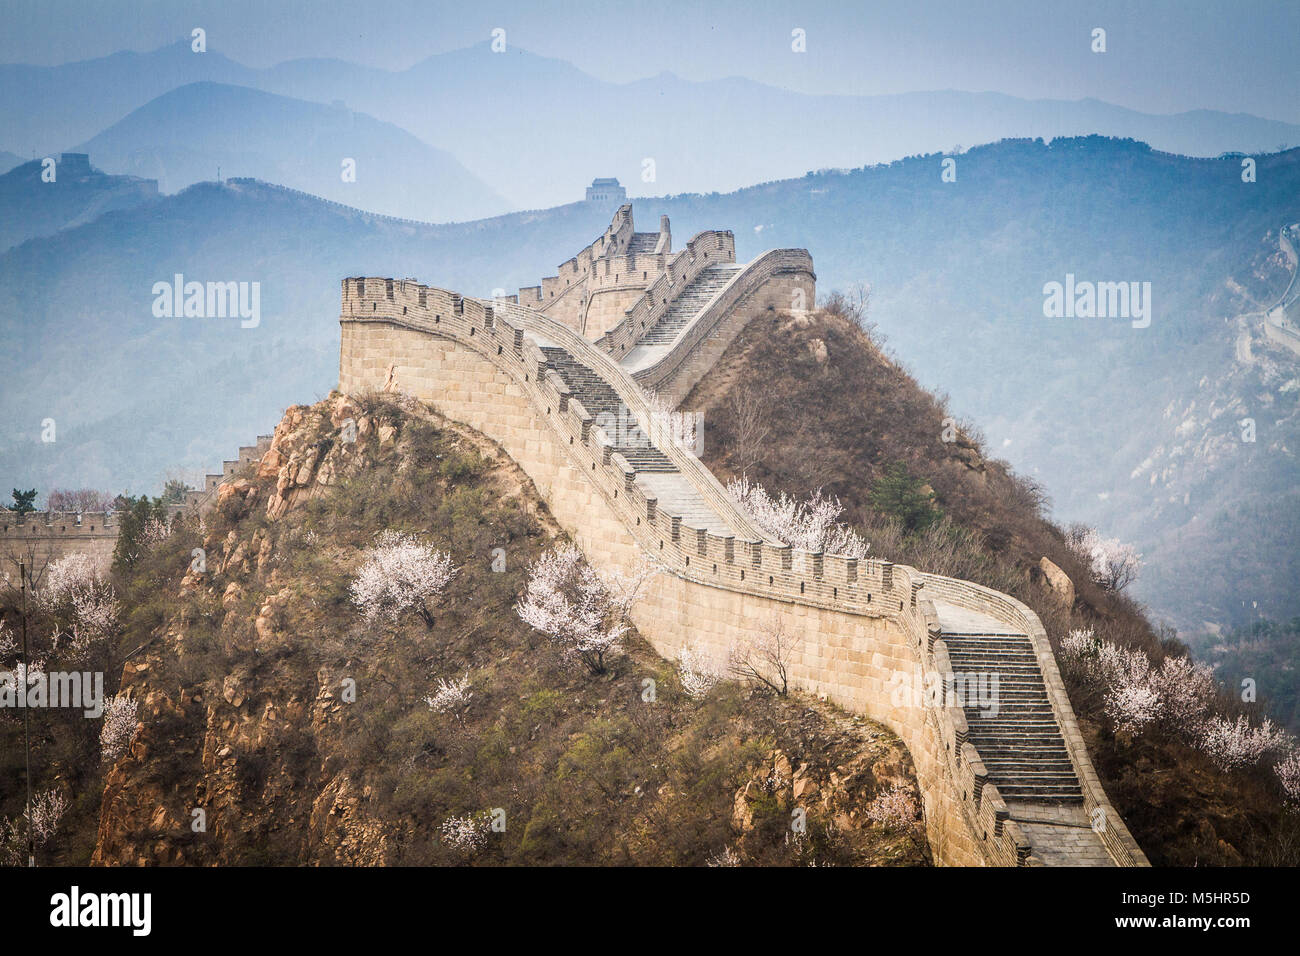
[
  {"x1": 92, "y1": 395, "x2": 413, "y2": 865},
  {"x1": 91, "y1": 656, "x2": 394, "y2": 865}
]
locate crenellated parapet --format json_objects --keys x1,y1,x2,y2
[
  {"x1": 513, "y1": 203, "x2": 636, "y2": 327},
  {"x1": 171, "y1": 433, "x2": 275, "y2": 517},
  {"x1": 591, "y1": 229, "x2": 738, "y2": 356},
  {"x1": 0, "y1": 510, "x2": 119, "y2": 575},
  {"x1": 0, "y1": 511, "x2": 118, "y2": 535},
  {"x1": 512, "y1": 205, "x2": 700, "y2": 339},
  {"x1": 626, "y1": 247, "x2": 816, "y2": 403}
]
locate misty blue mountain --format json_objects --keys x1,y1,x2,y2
[
  {"x1": 74, "y1": 82, "x2": 507, "y2": 222},
  {"x1": 0, "y1": 153, "x2": 158, "y2": 252},
  {"x1": 2, "y1": 41, "x2": 1299, "y2": 211}
]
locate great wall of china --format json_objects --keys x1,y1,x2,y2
[
  {"x1": 336, "y1": 205, "x2": 1149, "y2": 867},
  {"x1": 2, "y1": 203, "x2": 1149, "y2": 866}
]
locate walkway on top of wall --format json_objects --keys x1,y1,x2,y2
[
  {"x1": 1007, "y1": 804, "x2": 1113, "y2": 866},
  {"x1": 619, "y1": 264, "x2": 744, "y2": 373},
  {"x1": 932, "y1": 602, "x2": 1023, "y2": 636},
  {"x1": 538, "y1": 342, "x2": 742, "y2": 536}
]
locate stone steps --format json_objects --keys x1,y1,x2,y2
[
  {"x1": 538, "y1": 344, "x2": 736, "y2": 535},
  {"x1": 637, "y1": 265, "x2": 741, "y2": 345},
  {"x1": 541, "y1": 346, "x2": 679, "y2": 473},
  {"x1": 626, "y1": 233, "x2": 660, "y2": 254},
  {"x1": 939, "y1": 624, "x2": 1084, "y2": 805}
]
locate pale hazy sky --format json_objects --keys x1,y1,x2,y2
[{"x1": 4, "y1": 0, "x2": 1298, "y2": 123}]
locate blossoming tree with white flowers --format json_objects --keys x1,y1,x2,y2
[
  {"x1": 515, "y1": 544, "x2": 656, "y2": 675},
  {"x1": 350, "y1": 531, "x2": 457, "y2": 628}
]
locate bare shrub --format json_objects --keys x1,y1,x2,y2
[
  {"x1": 728, "y1": 390, "x2": 771, "y2": 475},
  {"x1": 728, "y1": 619, "x2": 796, "y2": 696}
]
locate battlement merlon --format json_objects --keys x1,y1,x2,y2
[
  {"x1": 0, "y1": 511, "x2": 118, "y2": 534},
  {"x1": 655, "y1": 214, "x2": 671, "y2": 254}
]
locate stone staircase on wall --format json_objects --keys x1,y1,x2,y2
[
  {"x1": 616, "y1": 264, "x2": 745, "y2": 378},
  {"x1": 931, "y1": 602, "x2": 1112, "y2": 863},
  {"x1": 943, "y1": 629, "x2": 1082, "y2": 804},
  {"x1": 538, "y1": 345, "x2": 741, "y2": 535},
  {"x1": 635, "y1": 265, "x2": 743, "y2": 346},
  {"x1": 625, "y1": 232, "x2": 661, "y2": 255},
  {"x1": 540, "y1": 347, "x2": 674, "y2": 473}
]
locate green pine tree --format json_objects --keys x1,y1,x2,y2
[
  {"x1": 869, "y1": 463, "x2": 941, "y2": 534},
  {"x1": 9, "y1": 488, "x2": 37, "y2": 514}
]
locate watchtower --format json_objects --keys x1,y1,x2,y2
[{"x1": 585, "y1": 178, "x2": 627, "y2": 204}]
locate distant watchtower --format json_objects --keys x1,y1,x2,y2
[
  {"x1": 585, "y1": 177, "x2": 627, "y2": 204},
  {"x1": 58, "y1": 152, "x2": 92, "y2": 178}
]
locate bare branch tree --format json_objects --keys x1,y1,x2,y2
[
  {"x1": 729, "y1": 390, "x2": 770, "y2": 476},
  {"x1": 728, "y1": 617, "x2": 795, "y2": 696}
]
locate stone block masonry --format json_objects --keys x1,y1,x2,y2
[
  {"x1": 0, "y1": 511, "x2": 118, "y2": 578},
  {"x1": 0, "y1": 433, "x2": 276, "y2": 581}
]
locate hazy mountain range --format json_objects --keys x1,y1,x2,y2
[
  {"x1": 2, "y1": 41, "x2": 1299, "y2": 211},
  {"x1": 0, "y1": 157, "x2": 158, "y2": 252},
  {"x1": 0, "y1": 137, "x2": 1296, "y2": 636},
  {"x1": 74, "y1": 82, "x2": 507, "y2": 222},
  {"x1": 2, "y1": 39, "x2": 1298, "y2": 634}
]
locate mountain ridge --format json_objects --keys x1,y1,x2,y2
[{"x1": 3, "y1": 41, "x2": 1299, "y2": 209}]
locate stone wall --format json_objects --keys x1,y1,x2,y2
[
  {"x1": 174, "y1": 435, "x2": 274, "y2": 516},
  {"x1": 521, "y1": 206, "x2": 716, "y2": 340},
  {"x1": 0, "y1": 429, "x2": 275, "y2": 580},
  {"x1": 337, "y1": 277, "x2": 1147, "y2": 866},
  {"x1": 582, "y1": 284, "x2": 655, "y2": 340},
  {"x1": 593, "y1": 231, "x2": 738, "y2": 358},
  {"x1": 0, "y1": 512, "x2": 117, "y2": 579},
  {"x1": 522, "y1": 204, "x2": 638, "y2": 332},
  {"x1": 1263, "y1": 313, "x2": 1300, "y2": 357}
]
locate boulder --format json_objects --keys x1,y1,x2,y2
[{"x1": 1037, "y1": 556, "x2": 1075, "y2": 607}]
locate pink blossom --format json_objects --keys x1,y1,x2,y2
[
  {"x1": 678, "y1": 641, "x2": 728, "y2": 699},
  {"x1": 100, "y1": 695, "x2": 139, "y2": 763},
  {"x1": 1275, "y1": 751, "x2": 1300, "y2": 808},
  {"x1": 516, "y1": 545, "x2": 643, "y2": 674},
  {"x1": 440, "y1": 812, "x2": 491, "y2": 854},
  {"x1": 867, "y1": 785, "x2": 921, "y2": 832},
  {"x1": 425, "y1": 673, "x2": 473, "y2": 717},
  {"x1": 1066, "y1": 524, "x2": 1141, "y2": 591},
  {"x1": 1199, "y1": 715, "x2": 1292, "y2": 771},
  {"x1": 24, "y1": 789, "x2": 68, "y2": 845}
]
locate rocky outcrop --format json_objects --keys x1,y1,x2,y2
[
  {"x1": 1036, "y1": 556, "x2": 1076, "y2": 608},
  {"x1": 92, "y1": 399, "x2": 414, "y2": 866}
]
